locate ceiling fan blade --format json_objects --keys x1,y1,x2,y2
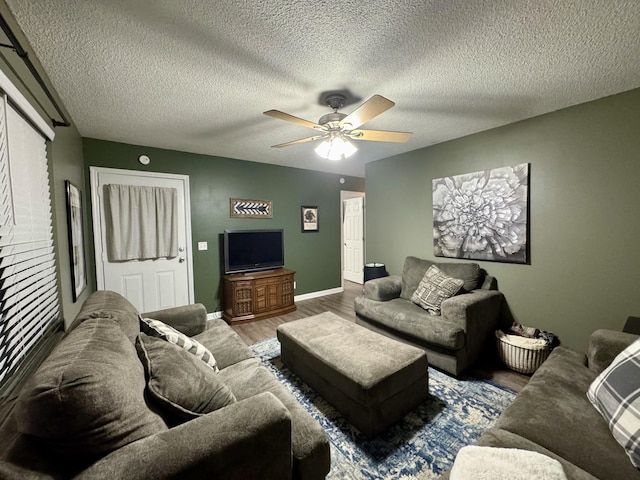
[
  {"x1": 263, "y1": 110, "x2": 321, "y2": 130},
  {"x1": 339, "y1": 95, "x2": 395, "y2": 130},
  {"x1": 271, "y1": 135, "x2": 327, "y2": 148},
  {"x1": 350, "y1": 129, "x2": 412, "y2": 143}
]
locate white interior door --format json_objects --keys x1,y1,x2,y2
[
  {"x1": 90, "y1": 167, "x2": 194, "y2": 312},
  {"x1": 343, "y1": 196, "x2": 364, "y2": 284}
]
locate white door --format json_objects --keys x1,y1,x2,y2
[
  {"x1": 343, "y1": 196, "x2": 364, "y2": 284},
  {"x1": 90, "y1": 167, "x2": 194, "y2": 312}
]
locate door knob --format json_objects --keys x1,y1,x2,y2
[{"x1": 179, "y1": 257, "x2": 185, "y2": 263}]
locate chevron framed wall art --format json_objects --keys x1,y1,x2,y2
[
  {"x1": 433, "y1": 163, "x2": 529, "y2": 264},
  {"x1": 230, "y1": 198, "x2": 273, "y2": 218}
]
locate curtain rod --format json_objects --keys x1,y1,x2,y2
[{"x1": 0, "y1": 14, "x2": 70, "y2": 127}]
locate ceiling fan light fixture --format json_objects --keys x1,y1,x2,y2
[
  {"x1": 265, "y1": 93, "x2": 411, "y2": 157},
  {"x1": 314, "y1": 134, "x2": 357, "y2": 161}
]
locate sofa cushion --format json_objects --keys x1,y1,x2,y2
[
  {"x1": 136, "y1": 334, "x2": 236, "y2": 423},
  {"x1": 66, "y1": 290, "x2": 141, "y2": 341},
  {"x1": 587, "y1": 338, "x2": 640, "y2": 468},
  {"x1": 193, "y1": 319, "x2": 256, "y2": 370},
  {"x1": 354, "y1": 297, "x2": 465, "y2": 350},
  {"x1": 400, "y1": 256, "x2": 435, "y2": 300},
  {"x1": 400, "y1": 256, "x2": 480, "y2": 300},
  {"x1": 411, "y1": 265, "x2": 464, "y2": 314},
  {"x1": 588, "y1": 329, "x2": 639, "y2": 375},
  {"x1": 15, "y1": 318, "x2": 167, "y2": 463},
  {"x1": 436, "y1": 261, "x2": 481, "y2": 292},
  {"x1": 140, "y1": 317, "x2": 218, "y2": 372},
  {"x1": 219, "y1": 362, "x2": 331, "y2": 479}
]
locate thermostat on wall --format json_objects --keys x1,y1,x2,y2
[{"x1": 138, "y1": 155, "x2": 150, "y2": 165}]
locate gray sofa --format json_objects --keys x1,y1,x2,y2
[
  {"x1": 0, "y1": 291, "x2": 330, "y2": 480},
  {"x1": 354, "y1": 256, "x2": 504, "y2": 375},
  {"x1": 441, "y1": 329, "x2": 640, "y2": 480}
]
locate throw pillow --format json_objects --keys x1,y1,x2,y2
[
  {"x1": 136, "y1": 334, "x2": 236, "y2": 423},
  {"x1": 15, "y1": 318, "x2": 167, "y2": 463},
  {"x1": 140, "y1": 316, "x2": 219, "y2": 372},
  {"x1": 411, "y1": 265, "x2": 464, "y2": 315},
  {"x1": 587, "y1": 338, "x2": 640, "y2": 468}
]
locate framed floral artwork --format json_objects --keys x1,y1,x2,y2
[
  {"x1": 301, "y1": 206, "x2": 319, "y2": 232},
  {"x1": 432, "y1": 163, "x2": 529, "y2": 264}
]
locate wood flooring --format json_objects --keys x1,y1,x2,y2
[{"x1": 231, "y1": 281, "x2": 530, "y2": 393}]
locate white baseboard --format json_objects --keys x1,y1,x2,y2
[
  {"x1": 294, "y1": 286, "x2": 344, "y2": 302},
  {"x1": 206, "y1": 286, "x2": 345, "y2": 319}
]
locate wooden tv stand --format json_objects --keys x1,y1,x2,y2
[{"x1": 222, "y1": 268, "x2": 296, "y2": 324}]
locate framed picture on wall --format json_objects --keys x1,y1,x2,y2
[
  {"x1": 301, "y1": 206, "x2": 319, "y2": 232},
  {"x1": 230, "y1": 198, "x2": 273, "y2": 218},
  {"x1": 432, "y1": 163, "x2": 529, "y2": 264},
  {"x1": 65, "y1": 180, "x2": 87, "y2": 302}
]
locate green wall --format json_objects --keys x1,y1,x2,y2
[
  {"x1": 48, "y1": 126, "x2": 91, "y2": 325},
  {"x1": 82, "y1": 138, "x2": 365, "y2": 313},
  {"x1": 365, "y1": 88, "x2": 640, "y2": 353},
  {"x1": 1, "y1": 3, "x2": 89, "y2": 327}
]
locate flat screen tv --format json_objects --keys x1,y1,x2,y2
[{"x1": 223, "y1": 229, "x2": 284, "y2": 274}]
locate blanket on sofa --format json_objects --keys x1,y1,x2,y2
[{"x1": 450, "y1": 446, "x2": 568, "y2": 480}]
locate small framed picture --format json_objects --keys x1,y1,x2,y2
[{"x1": 301, "y1": 206, "x2": 319, "y2": 232}]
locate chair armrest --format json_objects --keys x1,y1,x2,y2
[
  {"x1": 588, "y1": 329, "x2": 638, "y2": 374},
  {"x1": 441, "y1": 290, "x2": 504, "y2": 372},
  {"x1": 362, "y1": 275, "x2": 402, "y2": 301},
  {"x1": 75, "y1": 392, "x2": 292, "y2": 480},
  {"x1": 440, "y1": 290, "x2": 503, "y2": 331},
  {"x1": 141, "y1": 303, "x2": 208, "y2": 337}
]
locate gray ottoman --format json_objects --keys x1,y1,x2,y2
[{"x1": 277, "y1": 312, "x2": 429, "y2": 438}]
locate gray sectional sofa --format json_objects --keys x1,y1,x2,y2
[
  {"x1": 442, "y1": 329, "x2": 640, "y2": 480},
  {"x1": 355, "y1": 256, "x2": 504, "y2": 375},
  {"x1": 0, "y1": 291, "x2": 330, "y2": 479}
]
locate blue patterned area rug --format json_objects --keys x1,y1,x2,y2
[{"x1": 250, "y1": 337, "x2": 517, "y2": 480}]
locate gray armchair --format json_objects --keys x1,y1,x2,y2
[{"x1": 354, "y1": 256, "x2": 504, "y2": 376}]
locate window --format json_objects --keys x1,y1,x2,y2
[{"x1": 0, "y1": 88, "x2": 61, "y2": 389}]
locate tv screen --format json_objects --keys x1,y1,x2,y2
[{"x1": 224, "y1": 229, "x2": 284, "y2": 274}]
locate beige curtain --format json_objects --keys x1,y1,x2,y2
[{"x1": 105, "y1": 184, "x2": 178, "y2": 261}]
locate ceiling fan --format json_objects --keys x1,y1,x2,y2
[{"x1": 263, "y1": 94, "x2": 412, "y2": 160}]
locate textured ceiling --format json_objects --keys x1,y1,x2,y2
[{"x1": 6, "y1": 0, "x2": 640, "y2": 177}]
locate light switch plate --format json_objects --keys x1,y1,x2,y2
[{"x1": 197, "y1": 241, "x2": 208, "y2": 251}]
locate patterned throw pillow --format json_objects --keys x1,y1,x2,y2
[
  {"x1": 411, "y1": 265, "x2": 464, "y2": 315},
  {"x1": 136, "y1": 334, "x2": 236, "y2": 423},
  {"x1": 140, "y1": 317, "x2": 219, "y2": 372},
  {"x1": 587, "y1": 338, "x2": 640, "y2": 468}
]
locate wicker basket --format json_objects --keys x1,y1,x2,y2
[{"x1": 495, "y1": 330, "x2": 551, "y2": 374}]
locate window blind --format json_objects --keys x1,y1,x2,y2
[{"x1": 0, "y1": 93, "x2": 61, "y2": 388}]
